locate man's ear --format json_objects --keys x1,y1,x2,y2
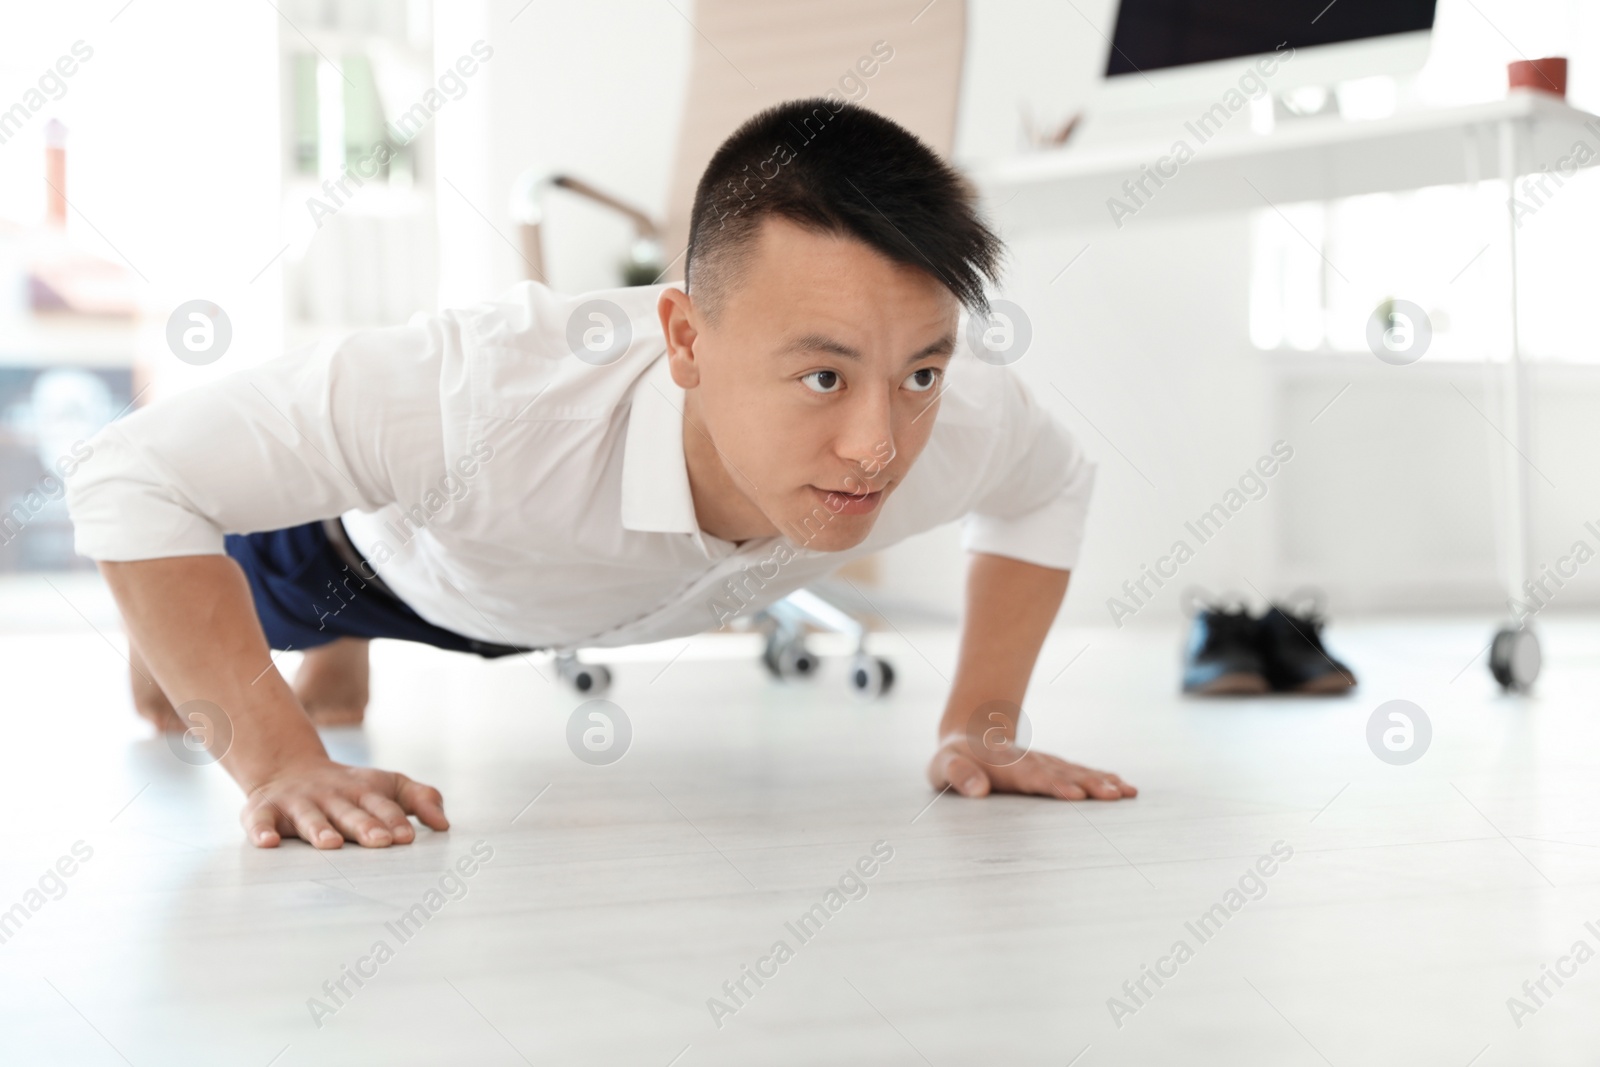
[{"x1": 657, "y1": 288, "x2": 702, "y2": 388}]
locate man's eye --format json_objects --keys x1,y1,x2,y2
[
  {"x1": 801, "y1": 370, "x2": 842, "y2": 394},
  {"x1": 905, "y1": 367, "x2": 941, "y2": 393}
]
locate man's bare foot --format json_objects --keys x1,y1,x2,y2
[
  {"x1": 294, "y1": 638, "x2": 371, "y2": 726},
  {"x1": 129, "y1": 643, "x2": 184, "y2": 732}
]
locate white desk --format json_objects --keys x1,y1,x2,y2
[
  {"x1": 973, "y1": 90, "x2": 1600, "y2": 688},
  {"x1": 973, "y1": 91, "x2": 1600, "y2": 234}
]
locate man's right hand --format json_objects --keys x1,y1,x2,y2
[
  {"x1": 98, "y1": 556, "x2": 448, "y2": 850},
  {"x1": 241, "y1": 759, "x2": 449, "y2": 848}
]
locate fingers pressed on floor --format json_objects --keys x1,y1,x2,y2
[
  {"x1": 284, "y1": 798, "x2": 344, "y2": 849},
  {"x1": 359, "y1": 793, "x2": 415, "y2": 841},
  {"x1": 396, "y1": 775, "x2": 449, "y2": 830},
  {"x1": 242, "y1": 804, "x2": 281, "y2": 847},
  {"x1": 945, "y1": 755, "x2": 990, "y2": 797},
  {"x1": 1050, "y1": 779, "x2": 1089, "y2": 801},
  {"x1": 324, "y1": 797, "x2": 393, "y2": 847}
]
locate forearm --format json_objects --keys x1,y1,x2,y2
[
  {"x1": 938, "y1": 552, "x2": 1070, "y2": 740},
  {"x1": 100, "y1": 556, "x2": 327, "y2": 791}
]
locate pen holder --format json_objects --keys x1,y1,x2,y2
[{"x1": 1508, "y1": 57, "x2": 1567, "y2": 98}]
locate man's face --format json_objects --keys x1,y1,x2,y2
[{"x1": 660, "y1": 217, "x2": 959, "y2": 553}]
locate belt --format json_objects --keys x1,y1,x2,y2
[
  {"x1": 319, "y1": 516, "x2": 538, "y2": 658},
  {"x1": 321, "y1": 517, "x2": 401, "y2": 600}
]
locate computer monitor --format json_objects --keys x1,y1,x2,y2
[{"x1": 1095, "y1": 0, "x2": 1437, "y2": 113}]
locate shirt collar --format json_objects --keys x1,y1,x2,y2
[{"x1": 621, "y1": 353, "x2": 741, "y2": 559}]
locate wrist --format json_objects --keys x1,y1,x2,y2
[
  {"x1": 217, "y1": 702, "x2": 331, "y2": 793},
  {"x1": 939, "y1": 688, "x2": 1023, "y2": 742},
  {"x1": 225, "y1": 745, "x2": 330, "y2": 795}
]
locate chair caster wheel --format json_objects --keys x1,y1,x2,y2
[
  {"x1": 1489, "y1": 627, "x2": 1540, "y2": 693},
  {"x1": 558, "y1": 657, "x2": 612, "y2": 696},
  {"x1": 848, "y1": 654, "x2": 895, "y2": 698},
  {"x1": 763, "y1": 632, "x2": 817, "y2": 681}
]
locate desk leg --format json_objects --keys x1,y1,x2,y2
[{"x1": 1488, "y1": 116, "x2": 1541, "y2": 692}]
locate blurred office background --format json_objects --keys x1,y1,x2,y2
[{"x1": 2, "y1": 0, "x2": 1598, "y2": 637}]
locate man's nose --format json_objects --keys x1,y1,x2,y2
[{"x1": 837, "y1": 385, "x2": 896, "y2": 484}]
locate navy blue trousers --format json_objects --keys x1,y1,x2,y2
[{"x1": 224, "y1": 521, "x2": 530, "y2": 658}]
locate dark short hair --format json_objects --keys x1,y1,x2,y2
[{"x1": 685, "y1": 98, "x2": 1003, "y2": 318}]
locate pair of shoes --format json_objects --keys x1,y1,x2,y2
[{"x1": 1181, "y1": 588, "x2": 1357, "y2": 696}]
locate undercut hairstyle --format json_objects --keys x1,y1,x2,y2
[{"x1": 685, "y1": 98, "x2": 1004, "y2": 319}]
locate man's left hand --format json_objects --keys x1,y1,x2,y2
[{"x1": 926, "y1": 734, "x2": 1137, "y2": 801}]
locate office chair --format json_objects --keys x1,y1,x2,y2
[{"x1": 512, "y1": 0, "x2": 969, "y2": 699}]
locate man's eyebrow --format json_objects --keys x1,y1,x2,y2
[{"x1": 780, "y1": 331, "x2": 956, "y2": 366}]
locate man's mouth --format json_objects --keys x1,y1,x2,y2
[{"x1": 811, "y1": 484, "x2": 884, "y2": 515}]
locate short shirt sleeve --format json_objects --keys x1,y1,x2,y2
[{"x1": 958, "y1": 370, "x2": 1096, "y2": 570}]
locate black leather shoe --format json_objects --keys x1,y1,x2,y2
[
  {"x1": 1259, "y1": 593, "x2": 1357, "y2": 694},
  {"x1": 1182, "y1": 593, "x2": 1270, "y2": 695}
]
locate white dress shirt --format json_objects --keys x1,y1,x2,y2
[{"x1": 67, "y1": 281, "x2": 1095, "y2": 652}]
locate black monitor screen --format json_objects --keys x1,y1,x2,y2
[{"x1": 1105, "y1": 0, "x2": 1437, "y2": 76}]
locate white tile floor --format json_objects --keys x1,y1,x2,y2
[{"x1": 4, "y1": 605, "x2": 1600, "y2": 1066}]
